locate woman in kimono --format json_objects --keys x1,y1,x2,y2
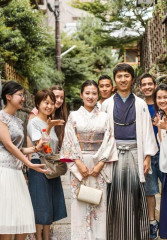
[
  {"x1": 154, "y1": 83, "x2": 167, "y2": 239},
  {"x1": 60, "y1": 80, "x2": 118, "y2": 240}
]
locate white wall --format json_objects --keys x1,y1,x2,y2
[{"x1": 38, "y1": 0, "x2": 88, "y2": 32}]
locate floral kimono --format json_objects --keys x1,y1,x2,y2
[{"x1": 60, "y1": 106, "x2": 118, "y2": 240}]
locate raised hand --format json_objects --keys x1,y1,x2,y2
[
  {"x1": 158, "y1": 115, "x2": 167, "y2": 130},
  {"x1": 152, "y1": 113, "x2": 160, "y2": 126},
  {"x1": 47, "y1": 118, "x2": 65, "y2": 127}
]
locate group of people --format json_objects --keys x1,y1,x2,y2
[{"x1": 0, "y1": 63, "x2": 167, "y2": 240}]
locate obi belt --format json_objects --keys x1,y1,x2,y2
[{"x1": 76, "y1": 131, "x2": 104, "y2": 152}]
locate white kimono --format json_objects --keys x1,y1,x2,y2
[
  {"x1": 159, "y1": 129, "x2": 167, "y2": 173},
  {"x1": 101, "y1": 94, "x2": 158, "y2": 182},
  {"x1": 60, "y1": 106, "x2": 118, "y2": 240}
]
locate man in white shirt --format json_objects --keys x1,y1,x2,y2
[{"x1": 97, "y1": 75, "x2": 114, "y2": 110}]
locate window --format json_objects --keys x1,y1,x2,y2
[{"x1": 125, "y1": 49, "x2": 138, "y2": 63}]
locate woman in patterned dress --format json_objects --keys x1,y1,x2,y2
[{"x1": 0, "y1": 81, "x2": 49, "y2": 240}]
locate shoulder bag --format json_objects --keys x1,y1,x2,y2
[{"x1": 40, "y1": 154, "x2": 67, "y2": 179}]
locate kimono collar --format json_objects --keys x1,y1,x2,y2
[
  {"x1": 79, "y1": 106, "x2": 99, "y2": 118},
  {"x1": 117, "y1": 92, "x2": 133, "y2": 103}
]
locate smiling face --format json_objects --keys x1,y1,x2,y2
[
  {"x1": 140, "y1": 77, "x2": 156, "y2": 98},
  {"x1": 156, "y1": 90, "x2": 167, "y2": 114},
  {"x1": 114, "y1": 71, "x2": 133, "y2": 94},
  {"x1": 52, "y1": 89, "x2": 64, "y2": 109},
  {"x1": 80, "y1": 85, "x2": 98, "y2": 112},
  {"x1": 38, "y1": 96, "x2": 55, "y2": 116},
  {"x1": 98, "y1": 79, "x2": 113, "y2": 100},
  {"x1": 6, "y1": 89, "x2": 25, "y2": 110}
]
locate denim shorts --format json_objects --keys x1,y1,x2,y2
[{"x1": 144, "y1": 152, "x2": 162, "y2": 196}]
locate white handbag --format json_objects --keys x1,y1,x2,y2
[{"x1": 77, "y1": 184, "x2": 103, "y2": 205}]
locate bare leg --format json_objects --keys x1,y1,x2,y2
[
  {"x1": 35, "y1": 225, "x2": 42, "y2": 240},
  {"x1": 15, "y1": 234, "x2": 27, "y2": 240},
  {"x1": 0, "y1": 235, "x2": 12, "y2": 240},
  {"x1": 42, "y1": 225, "x2": 50, "y2": 240},
  {"x1": 146, "y1": 195, "x2": 156, "y2": 220}
]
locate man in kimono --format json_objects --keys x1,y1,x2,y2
[
  {"x1": 140, "y1": 73, "x2": 162, "y2": 239},
  {"x1": 97, "y1": 75, "x2": 114, "y2": 110},
  {"x1": 102, "y1": 63, "x2": 158, "y2": 240}
]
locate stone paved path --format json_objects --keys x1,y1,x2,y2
[{"x1": 51, "y1": 173, "x2": 71, "y2": 240}]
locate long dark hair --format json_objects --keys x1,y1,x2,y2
[
  {"x1": 154, "y1": 83, "x2": 167, "y2": 113},
  {"x1": 50, "y1": 85, "x2": 68, "y2": 148}
]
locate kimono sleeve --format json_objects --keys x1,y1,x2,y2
[
  {"x1": 142, "y1": 102, "x2": 158, "y2": 158},
  {"x1": 93, "y1": 115, "x2": 118, "y2": 183},
  {"x1": 60, "y1": 113, "x2": 83, "y2": 181},
  {"x1": 60, "y1": 112, "x2": 83, "y2": 161},
  {"x1": 159, "y1": 129, "x2": 167, "y2": 173},
  {"x1": 93, "y1": 115, "x2": 118, "y2": 163}
]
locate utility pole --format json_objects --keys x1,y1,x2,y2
[
  {"x1": 47, "y1": 0, "x2": 61, "y2": 71},
  {"x1": 54, "y1": 0, "x2": 61, "y2": 71}
]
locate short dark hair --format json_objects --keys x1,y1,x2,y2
[
  {"x1": 154, "y1": 83, "x2": 167, "y2": 112},
  {"x1": 2, "y1": 81, "x2": 23, "y2": 105},
  {"x1": 81, "y1": 80, "x2": 99, "y2": 94},
  {"x1": 98, "y1": 75, "x2": 113, "y2": 85},
  {"x1": 113, "y1": 63, "x2": 135, "y2": 80},
  {"x1": 35, "y1": 89, "x2": 56, "y2": 110},
  {"x1": 139, "y1": 73, "x2": 156, "y2": 86}
]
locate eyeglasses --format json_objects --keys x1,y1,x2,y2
[{"x1": 14, "y1": 93, "x2": 25, "y2": 98}]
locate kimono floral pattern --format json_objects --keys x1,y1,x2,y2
[
  {"x1": 26, "y1": 234, "x2": 36, "y2": 240},
  {"x1": 60, "y1": 106, "x2": 118, "y2": 240}
]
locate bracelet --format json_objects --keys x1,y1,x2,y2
[{"x1": 33, "y1": 146, "x2": 38, "y2": 153}]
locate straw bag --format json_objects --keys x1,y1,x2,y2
[
  {"x1": 77, "y1": 182, "x2": 103, "y2": 205},
  {"x1": 40, "y1": 154, "x2": 67, "y2": 179}
]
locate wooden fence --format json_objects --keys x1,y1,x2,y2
[
  {"x1": 4, "y1": 63, "x2": 29, "y2": 90},
  {"x1": 140, "y1": 13, "x2": 167, "y2": 71}
]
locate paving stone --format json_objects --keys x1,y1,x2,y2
[
  {"x1": 50, "y1": 224, "x2": 71, "y2": 240},
  {"x1": 62, "y1": 184, "x2": 71, "y2": 199}
]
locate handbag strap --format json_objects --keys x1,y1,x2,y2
[{"x1": 81, "y1": 178, "x2": 101, "y2": 190}]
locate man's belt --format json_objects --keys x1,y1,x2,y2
[{"x1": 114, "y1": 120, "x2": 136, "y2": 126}]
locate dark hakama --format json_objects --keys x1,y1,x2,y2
[{"x1": 107, "y1": 93, "x2": 150, "y2": 240}]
